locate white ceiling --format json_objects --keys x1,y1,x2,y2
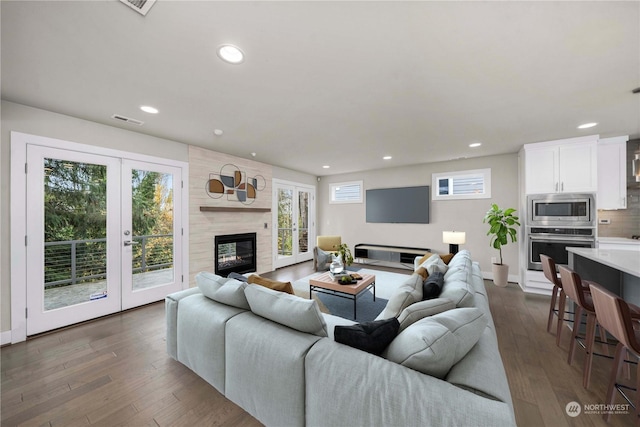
[{"x1": 2, "y1": 1, "x2": 639, "y2": 176}]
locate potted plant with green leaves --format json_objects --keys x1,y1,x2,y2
[
  {"x1": 336, "y1": 243, "x2": 354, "y2": 267},
  {"x1": 483, "y1": 204, "x2": 520, "y2": 287}
]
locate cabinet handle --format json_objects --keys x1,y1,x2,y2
[
  {"x1": 623, "y1": 197, "x2": 626, "y2": 208},
  {"x1": 555, "y1": 182, "x2": 558, "y2": 192}
]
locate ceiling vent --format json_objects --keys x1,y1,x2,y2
[
  {"x1": 119, "y1": 0, "x2": 157, "y2": 16},
  {"x1": 111, "y1": 114, "x2": 144, "y2": 126}
]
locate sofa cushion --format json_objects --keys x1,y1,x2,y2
[
  {"x1": 244, "y1": 284, "x2": 328, "y2": 337},
  {"x1": 397, "y1": 298, "x2": 455, "y2": 332},
  {"x1": 247, "y1": 274, "x2": 294, "y2": 294},
  {"x1": 334, "y1": 318, "x2": 400, "y2": 355},
  {"x1": 376, "y1": 274, "x2": 423, "y2": 320},
  {"x1": 196, "y1": 271, "x2": 250, "y2": 310},
  {"x1": 422, "y1": 271, "x2": 445, "y2": 300},
  {"x1": 313, "y1": 247, "x2": 332, "y2": 272},
  {"x1": 417, "y1": 254, "x2": 450, "y2": 275},
  {"x1": 383, "y1": 307, "x2": 488, "y2": 379}
]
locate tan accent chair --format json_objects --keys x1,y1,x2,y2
[{"x1": 316, "y1": 236, "x2": 342, "y2": 255}]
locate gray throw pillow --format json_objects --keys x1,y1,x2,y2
[
  {"x1": 383, "y1": 307, "x2": 487, "y2": 379},
  {"x1": 422, "y1": 271, "x2": 445, "y2": 300},
  {"x1": 244, "y1": 284, "x2": 328, "y2": 337},
  {"x1": 196, "y1": 271, "x2": 250, "y2": 310},
  {"x1": 314, "y1": 247, "x2": 331, "y2": 272}
]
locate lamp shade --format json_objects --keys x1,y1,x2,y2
[{"x1": 443, "y1": 231, "x2": 466, "y2": 245}]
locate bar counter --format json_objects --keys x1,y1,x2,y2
[{"x1": 567, "y1": 247, "x2": 640, "y2": 305}]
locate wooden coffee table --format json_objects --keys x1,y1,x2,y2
[{"x1": 309, "y1": 272, "x2": 376, "y2": 320}]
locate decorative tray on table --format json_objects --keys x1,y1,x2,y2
[{"x1": 333, "y1": 273, "x2": 362, "y2": 285}]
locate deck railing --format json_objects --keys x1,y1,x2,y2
[{"x1": 44, "y1": 234, "x2": 173, "y2": 288}]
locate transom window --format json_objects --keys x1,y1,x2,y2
[
  {"x1": 432, "y1": 169, "x2": 491, "y2": 200},
  {"x1": 329, "y1": 180, "x2": 363, "y2": 204}
]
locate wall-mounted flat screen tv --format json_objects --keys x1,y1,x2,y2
[{"x1": 366, "y1": 186, "x2": 430, "y2": 224}]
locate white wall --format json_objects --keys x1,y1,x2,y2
[
  {"x1": 317, "y1": 153, "x2": 520, "y2": 276},
  {"x1": 0, "y1": 101, "x2": 191, "y2": 336},
  {"x1": 0, "y1": 101, "x2": 316, "y2": 338}
]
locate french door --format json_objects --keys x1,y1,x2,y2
[
  {"x1": 273, "y1": 180, "x2": 315, "y2": 268},
  {"x1": 24, "y1": 144, "x2": 184, "y2": 335}
]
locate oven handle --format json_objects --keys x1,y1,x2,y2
[{"x1": 529, "y1": 235, "x2": 595, "y2": 243}]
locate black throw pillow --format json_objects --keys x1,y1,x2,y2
[
  {"x1": 422, "y1": 271, "x2": 444, "y2": 300},
  {"x1": 334, "y1": 318, "x2": 400, "y2": 355}
]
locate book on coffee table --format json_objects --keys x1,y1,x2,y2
[{"x1": 330, "y1": 272, "x2": 351, "y2": 280}]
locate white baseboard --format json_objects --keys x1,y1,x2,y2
[
  {"x1": 481, "y1": 271, "x2": 520, "y2": 285},
  {"x1": 1, "y1": 330, "x2": 12, "y2": 346}
]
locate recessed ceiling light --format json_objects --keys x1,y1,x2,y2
[
  {"x1": 577, "y1": 122, "x2": 598, "y2": 129},
  {"x1": 140, "y1": 105, "x2": 158, "y2": 114},
  {"x1": 469, "y1": 142, "x2": 482, "y2": 148},
  {"x1": 383, "y1": 156, "x2": 392, "y2": 160},
  {"x1": 213, "y1": 129, "x2": 224, "y2": 136},
  {"x1": 322, "y1": 165, "x2": 330, "y2": 169},
  {"x1": 251, "y1": 152, "x2": 257, "y2": 157},
  {"x1": 217, "y1": 44, "x2": 244, "y2": 64}
]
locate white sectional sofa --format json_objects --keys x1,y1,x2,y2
[{"x1": 165, "y1": 250, "x2": 516, "y2": 426}]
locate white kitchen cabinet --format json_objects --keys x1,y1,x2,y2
[
  {"x1": 597, "y1": 136, "x2": 628, "y2": 210},
  {"x1": 524, "y1": 136, "x2": 598, "y2": 194}
]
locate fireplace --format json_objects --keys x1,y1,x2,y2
[{"x1": 215, "y1": 232, "x2": 257, "y2": 276}]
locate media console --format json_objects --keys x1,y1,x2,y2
[{"x1": 354, "y1": 243, "x2": 430, "y2": 269}]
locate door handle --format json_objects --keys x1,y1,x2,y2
[{"x1": 124, "y1": 240, "x2": 139, "y2": 246}]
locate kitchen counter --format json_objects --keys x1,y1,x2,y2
[
  {"x1": 567, "y1": 248, "x2": 640, "y2": 277},
  {"x1": 567, "y1": 247, "x2": 640, "y2": 304},
  {"x1": 598, "y1": 237, "x2": 640, "y2": 248}
]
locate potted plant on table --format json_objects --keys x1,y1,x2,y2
[
  {"x1": 336, "y1": 243, "x2": 354, "y2": 267},
  {"x1": 483, "y1": 204, "x2": 520, "y2": 287}
]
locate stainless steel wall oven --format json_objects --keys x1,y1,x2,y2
[{"x1": 527, "y1": 227, "x2": 595, "y2": 270}]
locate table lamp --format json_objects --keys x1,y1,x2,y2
[{"x1": 443, "y1": 231, "x2": 466, "y2": 254}]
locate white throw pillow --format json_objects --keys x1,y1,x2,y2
[
  {"x1": 244, "y1": 284, "x2": 328, "y2": 337},
  {"x1": 196, "y1": 271, "x2": 250, "y2": 310},
  {"x1": 418, "y1": 254, "x2": 450, "y2": 276},
  {"x1": 383, "y1": 307, "x2": 487, "y2": 379}
]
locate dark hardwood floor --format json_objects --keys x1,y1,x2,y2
[{"x1": 1, "y1": 261, "x2": 636, "y2": 426}]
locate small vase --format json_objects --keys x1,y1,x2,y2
[
  {"x1": 492, "y1": 263, "x2": 509, "y2": 287},
  {"x1": 330, "y1": 255, "x2": 344, "y2": 274}
]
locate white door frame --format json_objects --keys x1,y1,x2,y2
[
  {"x1": 272, "y1": 179, "x2": 316, "y2": 268},
  {"x1": 10, "y1": 131, "x2": 189, "y2": 343}
]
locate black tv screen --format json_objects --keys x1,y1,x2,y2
[{"x1": 366, "y1": 186, "x2": 430, "y2": 224}]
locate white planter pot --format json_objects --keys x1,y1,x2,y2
[{"x1": 492, "y1": 263, "x2": 509, "y2": 287}]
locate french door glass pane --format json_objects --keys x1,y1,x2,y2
[
  {"x1": 278, "y1": 188, "x2": 293, "y2": 256},
  {"x1": 131, "y1": 169, "x2": 174, "y2": 291},
  {"x1": 298, "y1": 191, "x2": 309, "y2": 253},
  {"x1": 43, "y1": 158, "x2": 108, "y2": 310}
]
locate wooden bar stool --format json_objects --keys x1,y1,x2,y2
[
  {"x1": 559, "y1": 266, "x2": 609, "y2": 389},
  {"x1": 542, "y1": 255, "x2": 591, "y2": 346},
  {"x1": 542, "y1": 255, "x2": 564, "y2": 345},
  {"x1": 589, "y1": 284, "x2": 640, "y2": 425}
]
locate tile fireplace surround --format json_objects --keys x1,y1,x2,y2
[{"x1": 188, "y1": 146, "x2": 273, "y2": 286}]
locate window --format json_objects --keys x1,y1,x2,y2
[
  {"x1": 432, "y1": 169, "x2": 491, "y2": 200},
  {"x1": 330, "y1": 180, "x2": 363, "y2": 204}
]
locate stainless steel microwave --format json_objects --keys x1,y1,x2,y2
[{"x1": 527, "y1": 194, "x2": 595, "y2": 227}]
